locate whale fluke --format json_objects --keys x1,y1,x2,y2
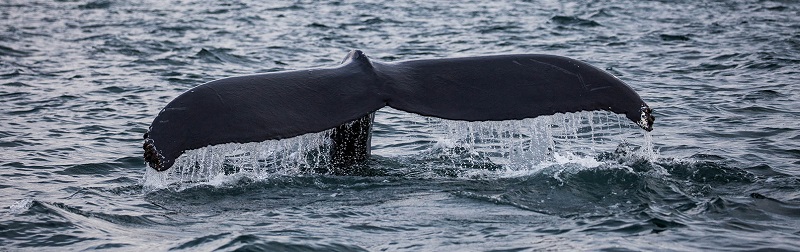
[{"x1": 144, "y1": 50, "x2": 654, "y2": 171}]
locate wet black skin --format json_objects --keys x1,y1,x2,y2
[{"x1": 144, "y1": 50, "x2": 654, "y2": 172}]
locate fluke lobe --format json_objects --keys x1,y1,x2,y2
[{"x1": 143, "y1": 50, "x2": 655, "y2": 171}]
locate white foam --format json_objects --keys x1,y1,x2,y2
[{"x1": 8, "y1": 198, "x2": 33, "y2": 214}]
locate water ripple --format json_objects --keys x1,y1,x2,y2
[{"x1": 1, "y1": 0, "x2": 799, "y2": 250}]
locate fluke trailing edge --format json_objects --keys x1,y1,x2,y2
[{"x1": 143, "y1": 50, "x2": 655, "y2": 171}]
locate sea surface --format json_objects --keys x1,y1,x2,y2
[{"x1": 2, "y1": 0, "x2": 799, "y2": 251}]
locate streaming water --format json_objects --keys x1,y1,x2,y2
[{"x1": 144, "y1": 110, "x2": 650, "y2": 188}]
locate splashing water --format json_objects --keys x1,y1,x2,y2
[
  {"x1": 8, "y1": 198, "x2": 34, "y2": 214},
  {"x1": 142, "y1": 110, "x2": 656, "y2": 189},
  {"x1": 143, "y1": 130, "x2": 334, "y2": 189},
  {"x1": 428, "y1": 111, "x2": 653, "y2": 171}
]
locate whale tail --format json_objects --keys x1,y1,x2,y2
[{"x1": 144, "y1": 50, "x2": 654, "y2": 171}]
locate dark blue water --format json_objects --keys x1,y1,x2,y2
[{"x1": 2, "y1": 0, "x2": 799, "y2": 251}]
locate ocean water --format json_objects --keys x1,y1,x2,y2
[{"x1": 1, "y1": 0, "x2": 799, "y2": 251}]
